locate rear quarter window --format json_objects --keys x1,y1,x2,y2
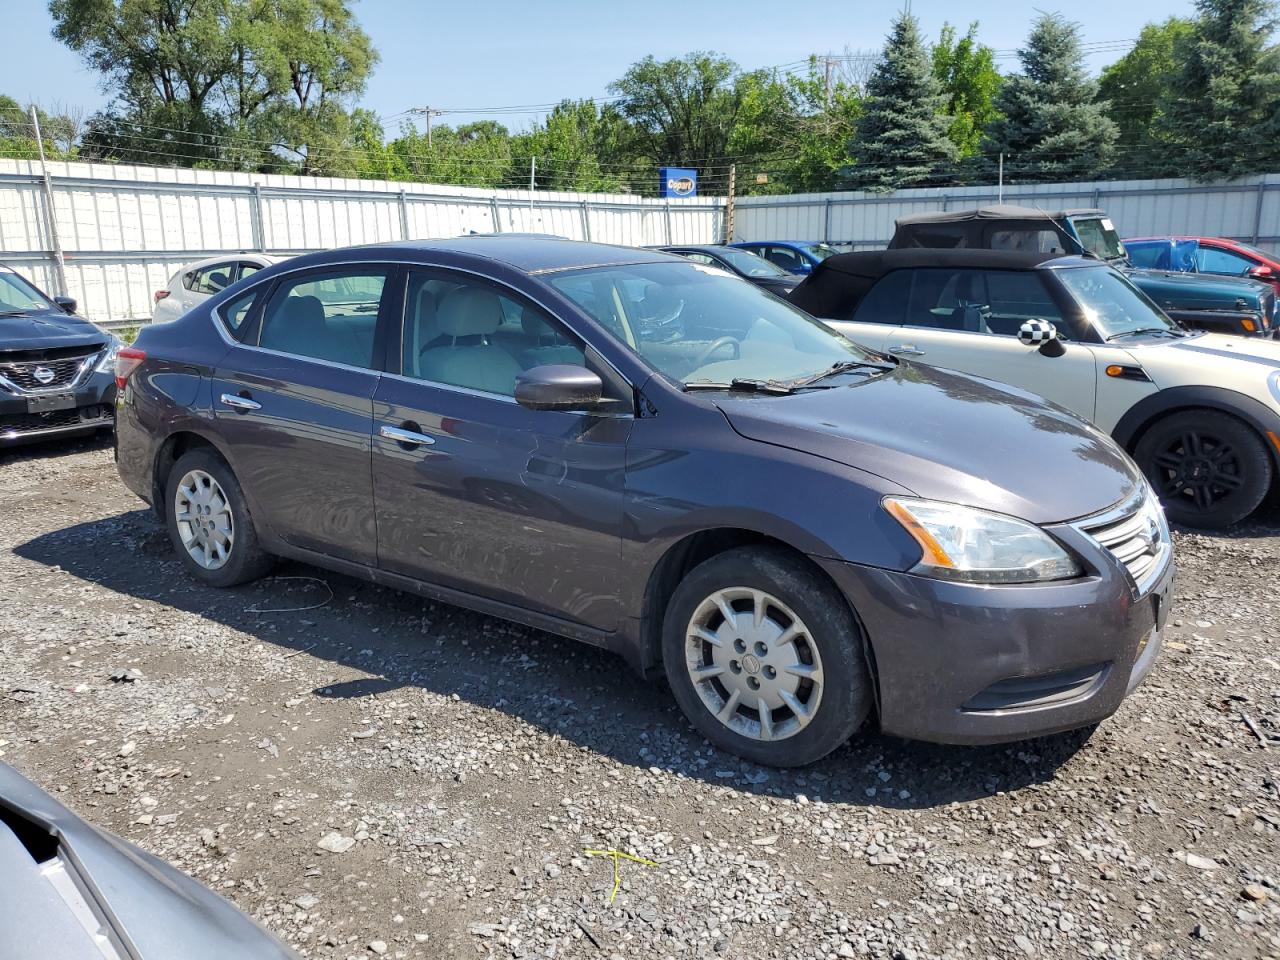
[{"x1": 218, "y1": 288, "x2": 260, "y2": 339}]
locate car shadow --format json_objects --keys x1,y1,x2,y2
[
  {"x1": 0, "y1": 431, "x2": 112, "y2": 465},
  {"x1": 15, "y1": 509, "x2": 1097, "y2": 810}
]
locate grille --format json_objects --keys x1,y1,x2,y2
[
  {"x1": 0, "y1": 353, "x2": 95, "y2": 392},
  {"x1": 1079, "y1": 492, "x2": 1169, "y2": 592},
  {"x1": 0, "y1": 405, "x2": 112, "y2": 438}
]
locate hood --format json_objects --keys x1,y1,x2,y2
[
  {"x1": 1153, "y1": 331, "x2": 1280, "y2": 369},
  {"x1": 1125, "y1": 267, "x2": 1269, "y2": 310},
  {"x1": 0, "y1": 311, "x2": 109, "y2": 353},
  {"x1": 713, "y1": 363, "x2": 1141, "y2": 525},
  {"x1": 0, "y1": 762, "x2": 295, "y2": 959}
]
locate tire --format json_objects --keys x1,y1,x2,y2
[
  {"x1": 662, "y1": 546, "x2": 873, "y2": 767},
  {"x1": 164, "y1": 449, "x2": 274, "y2": 587},
  {"x1": 1133, "y1": 409, "x2": 1272, "y2": 529}
]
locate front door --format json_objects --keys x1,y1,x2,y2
[
  {"x1": 836, "y1": 266, "x2": 1099, "y2": 420},
  {"x1": 371, "y1": 268, "x2": 631, "y2": 631},
  {"x1": 211, "y1": 266, "x2": 394, "y2": 565}
]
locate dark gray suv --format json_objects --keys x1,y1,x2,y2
[{"x1": 114, "y1": 238, "x2": 1173, "y2": 767}]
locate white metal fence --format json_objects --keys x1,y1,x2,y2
[
  {"x1": 3, "y1": 158, "x2": 1277, "y2": 323},
  {"x1": 0, "y1": 159, "x2": 725, "y2": 322},
  {"x1": 734, "y1": 173, "x2": 1280, "y2": 254}
]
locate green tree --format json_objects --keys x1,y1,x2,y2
[
  {"x1": 931, "y1": 22, "x2": 1001, "y2": 158},
  {"x1": 847, "y1": 11, "x2": 956, "y2": 190},
  {"x1": 1155, "y1": 0, "x2": 1280, "y2": 179},
  {"x1": 609, "y1": 53, "x2": 749, "y2": 179},
  {"x1": 984, "y1": 13, "x2": 1118, "y2": 181},
  {"x1": 1098, "y1": 18, "x2": 1194, "y2": 151}
]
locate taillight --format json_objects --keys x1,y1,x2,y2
[
  {"x1": 154, "y1": 289, "x2": 169, "y2": 302},
  {"x1": 114, "y1": 347, "x2": 146, "y2": 389}
]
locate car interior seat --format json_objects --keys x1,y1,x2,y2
[
  {"x1": 261, "y1": 294, "x2": 331, "y2": 357},
  {"x1": 518, "y1": 310, "x2": 584, "y2": 369},
  {"x1": 418, "y1": 287, "x2": 521, "y2": 395}
]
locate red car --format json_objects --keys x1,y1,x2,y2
[{"x1": 1124, "y1": 236, "x2": 1280, "y2": 294}]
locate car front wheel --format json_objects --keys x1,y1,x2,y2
[
  {"x1": 164, "y1": 449, "x2": 274, "y2": 587},
  {"x1": 1134, "y1": 409, "x2": 1272, "y2": 528},
  {"x1": 662, "y1": 546, "x2": 872, "y2": 767}
]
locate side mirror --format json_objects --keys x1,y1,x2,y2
[
  {"x1": 515, "y1": 364, "x2": 604, "y2": 412},
  {"x1": 1018, "y1": 319, "x2": 1066, "y2": 357},
  {"x1": 53, "y1": 296, "x2": 77, "y2": 314},
  {"x1": 1248, "y1": 265, "x2": 1276, "y2": 281}
]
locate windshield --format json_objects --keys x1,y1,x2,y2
[
  {"x1": 1072, "y1": 217, "x2": 1127, "y2": 261},
  {"x1": 545, "y1": 261, "x2": 875, "y2": 387},
  {"x1": 0, "y1": 271, "x2": 55, "y2": 314},
  {"x1": 1055, "y1": 265, "x2": 1180, "y2": 339},
  {"x1": 708, "y1": 247, "x2": 790, "y2": 278},
  {"x1": 803, "y1": 243, "x2": 839, "y2": 262}
]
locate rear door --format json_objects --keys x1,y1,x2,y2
[
  {"x1": 838, "y1": 267, "x2": 1099, "y2": 420},
  {"x1": 371, "y1": 268, "x2": 631, "y2": 631},
  {"x1": 211, "y1": 265, "x2": 395, "y2": 565}
]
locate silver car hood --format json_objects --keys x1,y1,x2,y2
[{"x1": 0, "y1": 762, "x2": 295, "y2": 959}]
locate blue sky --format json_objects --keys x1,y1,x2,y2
[{"x1": 4, "y1": 0, "x2": 1191, "y2": 134}]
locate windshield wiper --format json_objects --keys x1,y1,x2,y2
[
  {"x1": 0, "y1": 310, "x2": 30, "y2": 317},
  {"x1": 684, "y1": 377, "x2": 796, "y2": 394},
  {"x1": 786, "y1": 358, "x2": 896, "y2": 388},
  {"x1": 1106, "y1": 328, "x2": 1183, "y2": 341}
]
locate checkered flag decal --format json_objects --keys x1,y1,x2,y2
[{"x1": 1018, "y1": 318, "x2": 1055, "y2": 345}]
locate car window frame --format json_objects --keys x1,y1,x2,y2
[
  {"x1": 388, "y1": 265, "x2": 636, "y2": 414},
  {"x1": 231, "y1": 264, "x2": 402, "y2": 372}
]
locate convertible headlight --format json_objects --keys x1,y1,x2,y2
[
  {"x1": 96, "y1": 336, "x2": 122, "y2": 373},
  {"x1": 883, "y1": 497, "x2": 1083, "y2": 584}
]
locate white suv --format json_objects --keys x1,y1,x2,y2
[
  {"x1": 790, "y1": 249, "x2": 1280, "y2": 529},
  {"x1": 152, "y1": 254, "x2": 280, "y2": 323}
]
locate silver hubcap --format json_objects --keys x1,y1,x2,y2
[
  {"x1": 685, "y1": 587, "x2": 824, "y2": 742},
  {"x1": 174, "y1": 469, "x2": 234, "y2": 570}
]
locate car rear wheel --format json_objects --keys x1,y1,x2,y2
[
  {"x1": 164, "y1": 449, "x2": 274, "y2": 587},
  {"x1": 662, "y1": 546, "x2": 872, "y2": 767},
  {"x1": 1134, "y1": 409, "x2": 1271, "y2": 528}
]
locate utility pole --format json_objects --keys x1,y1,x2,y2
[
  {"x1": 724, "y1": 163, "x2": 736, "y2": 244},
  {"x1": 998, "y1": 153, "x2": 1004, "y2": 204},
  {"x1": 31, "y1": 106, "x2": 68, "y2": 298},
  {"x1": 529, "y1": 156, "x2": 536, "y2": 219},
  {"x1": 410, "y1": 106, "x2": 444, "y2": 149},
  {"x1": 823, "y1": 57, "x2": 834, "y2": 109}
]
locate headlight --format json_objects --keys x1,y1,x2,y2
[
  {"x1": 883, "y1": 497, "x2": 1083, "y2": 584},
  {"x1": 96, "y1": 336, "x2": 122, "y2": 373}
]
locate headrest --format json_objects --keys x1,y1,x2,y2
[
  {"x1": 437, "y1": 287, "x2": 504, "y2": 337},
  {"x1": 281, "y1": 294, "x2": 325, "y2": 330}
]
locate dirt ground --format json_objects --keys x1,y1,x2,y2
[{"x1": 1, "y1": 435, "x2": 1278, "y2": 960}]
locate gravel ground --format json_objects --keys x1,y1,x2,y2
[{"x1": 2, "y1": 436, "x2": 1279, "y2": 960}]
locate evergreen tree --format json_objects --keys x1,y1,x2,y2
[
  {"x1": 1155, "y1": 0, "x2": 1280, "y2": 179},
  {"x1": 847, "y1": 12, "x2": 956, "y2": 191},
  {"x1": 984, "y1": 13, "x2": 1118, "y2": 182}
]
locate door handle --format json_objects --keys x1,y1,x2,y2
[
  {"x1": 888, "y1": 344, "x2": 925, "y2": 356},
  {"x1": 219, "y1": 392, "x2": 261, "y2": 412},
  {"x1": 380, "y1": 424, "x2": 436, "y2": 448}
]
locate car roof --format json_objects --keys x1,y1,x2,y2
[
  {"x1": 277, "y1": 237, "x2": 679, "y2": 275},
  {"x1": 895, "y1": 205, "x2": 1106, "y2": 225},
  {"x1": 733, "y1": 240, "x2": 821, "y2": 247},
  {"x1": 653, "y1": 244, "x2": 740, "y2": 254},
  {"x1": 815, "y1": 249, "x2": 1079, "y2": 280}
]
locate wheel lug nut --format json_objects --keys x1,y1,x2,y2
[
  {"x1": 753, "y1": 641, "x2": 768, "y2": 657},
  {"x1": 764, "y1": 666, "x2": 776, "y2": 679}
]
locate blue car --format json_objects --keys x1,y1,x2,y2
[{"x1": 730, "y1": 241, "x2": 840, "y2": 275}]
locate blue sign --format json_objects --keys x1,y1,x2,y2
[{"x1": 659, "y1": 167, "x2": 697, "y2": 198}]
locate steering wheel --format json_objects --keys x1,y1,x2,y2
[{"x1": 691, "y1": 337, "x2": 740, "y2": 368}]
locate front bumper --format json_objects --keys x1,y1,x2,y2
[
  {"x1": 816, "y1": 537, "x2": 1173, "y2": 745},
  {"x1": 0, "y1": 369, "x2": 116, "y2": 444}
]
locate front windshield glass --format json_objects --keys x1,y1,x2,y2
[
  {"x1": 545, "y1": 261, "x2": 875, "y2": 387},
  {"x1": 0, "y1": 271, "x2": 55, "y2": 314},
  {"x1": 710, "y1": 246, "x2": 790, "y2": 278},
  {"x1": 803, "y1": 243, "x2": 839, "y2": 262},
  {"x1": 1056, "y1": 265, "x2": 1180, "y2": 339},
  {"x1": 1072, "y1": 217, "x2": 1127, "y2": 261}
]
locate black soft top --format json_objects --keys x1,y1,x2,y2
[{"x1": 894, "y1": 205, "x2": 1106, "y2": 225}]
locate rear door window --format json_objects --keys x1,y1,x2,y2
[
  {"x1": 850, "y1": 270, "x2": 911, "y2": 324},
  {"x1": 189, "y1": 262, "x2": 237, "y2": 295},
  {"x1": 257, "y1": 269, "x2": 388, "y2": 367}
]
